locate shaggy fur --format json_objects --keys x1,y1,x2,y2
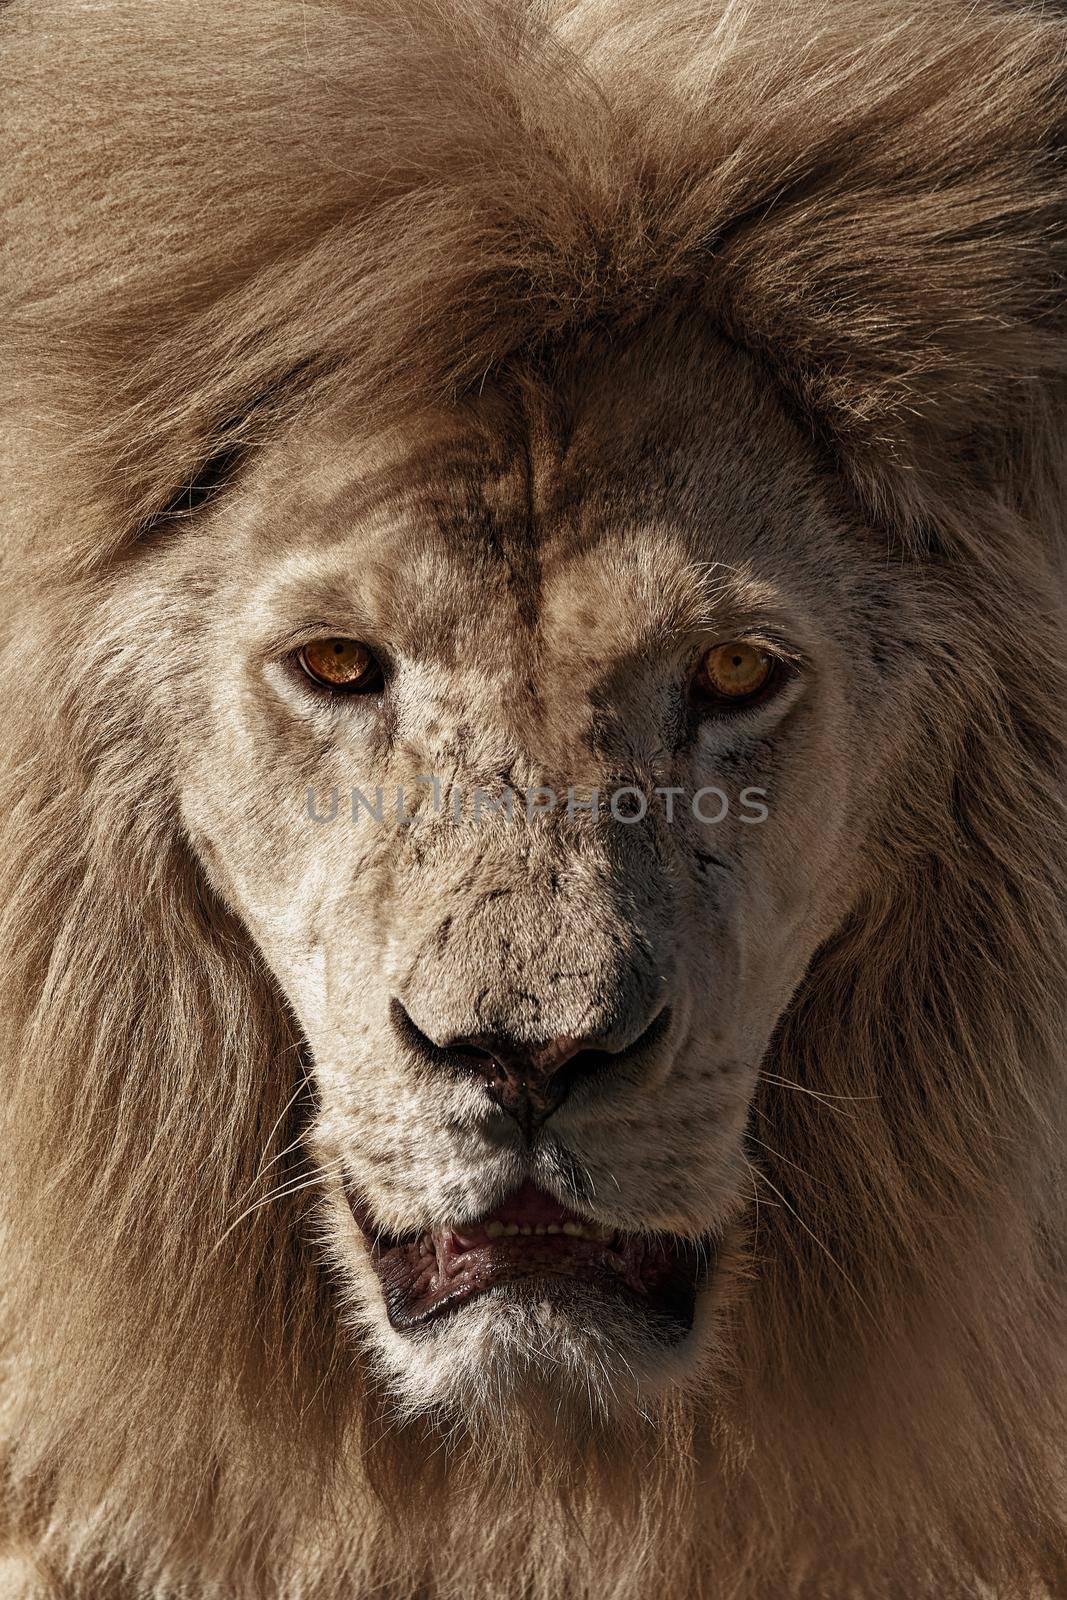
[{"x1": 2, "y1": 2, "x2": 1066, "y2": 1597}]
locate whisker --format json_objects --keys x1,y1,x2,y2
[
  {"x1": 214, "y1": 1156, "x2": 347, "y2": 1251},
  {"x1": 746, "y1": 1162, "x2": 875, "y2": 1323},
  {"x1": 746, "y1": 1132, "x2": 825, "y2": 1185},
  {"x1": 758, "y1": 1069, "x2": 878, "y2": 1109},
  {"x1": 237, "y1": 1058, "x2": 317, "y2": 1202}
]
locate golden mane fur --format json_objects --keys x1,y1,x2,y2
[{"x1": 2, "y1": 1, "x2": 1066, "y2": 1596}]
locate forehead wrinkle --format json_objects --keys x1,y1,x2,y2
[
  {"x1": 248, "y1": 400, "x2": 528, "y2": 553},
  {"x1": 236, "y1": 428, "x2": 414, "y2": 556}
]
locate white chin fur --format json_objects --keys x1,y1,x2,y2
[{"x1": 346, "y1": 1279, "x2": 710, "y2": 1427}]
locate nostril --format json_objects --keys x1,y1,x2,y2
[
  {"x1": 450, "y1": 1043, "x2": 495, "y2": 1065},
  {"x1": 565, "y1": 1048, "x2": 615, "y2": 1074},
  {"x1": 389, "y1": 1001, "x2": 511, "y2": 1079}
]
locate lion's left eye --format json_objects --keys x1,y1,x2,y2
[
  {"x1": 297, "y1": 638, "x2": 383, "y2": 693},
  {"x1": 693, "y1": 641, "x2": 776, "y2": 706}
]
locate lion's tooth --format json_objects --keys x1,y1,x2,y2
[
  {"x1": 504, "y1": 1223, "x2": 520, "y2": 1236},
  {"x1": 546, "y1": 1224, "x2": 560, "y2": 1234},
  {"x1": 518, "y1": 1224, "x2": 533, "y2": 1235},
  {"x1": 562, "y1": 1222, "x2": 583, "y2": 1236},
  {"x1": 534, "y1": 1225, "x2": 546, "y2": 1234},
  {"x1": 485, "y1": 1220, "x2": 505, "y2": 1239}
]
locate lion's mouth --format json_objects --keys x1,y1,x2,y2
[{"x1": 349, "y1": 1180, "x2": 707, "y2": 1334}]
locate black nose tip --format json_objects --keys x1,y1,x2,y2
[
  {"x1": 443, "y1": 1030, "x2": 599, "y2": 1134},
  {"x1": 390, "y1": 1000, "x2": 669, "y2": 1140}
]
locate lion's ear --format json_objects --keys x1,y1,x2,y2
[{"x1": 699, "y1": 8, "x2": 1067, "y2": 553}]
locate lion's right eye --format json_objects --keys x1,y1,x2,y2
[
  {"x1": 297, "y1": 638, "x2": 383, "y2": 693},
  {"x1": 692, "y1": 640, "x2": 778, "y2": 711}
]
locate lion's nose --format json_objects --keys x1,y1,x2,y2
[{"x1": 389, "y1": 1000, "x2": 667, "y2": 1141}]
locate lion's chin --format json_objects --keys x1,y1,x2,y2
[{"x1": 348, "y1": 1180, "x2": 708, "y2": 1341}]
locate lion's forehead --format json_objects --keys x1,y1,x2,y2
[{"x1": 211, "y1": 363, "x2": 850, "y2": 678}]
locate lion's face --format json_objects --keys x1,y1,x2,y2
[{"x1": 170, "y1": 333, "x2": 916, "y2": 1419}]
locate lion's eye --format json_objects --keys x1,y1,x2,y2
[
  {"x1": 297, "y1": 638, "x2": 383, "y2": 693},
  {"x1": 694, "y1": 641, "x2": 775, "y2": 706}
]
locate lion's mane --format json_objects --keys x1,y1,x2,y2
[{"x1": 1, "y1": 2, "x2": 1066, "y2": 1596}]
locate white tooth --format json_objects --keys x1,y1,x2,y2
[
  {"x1": 546, "y1": 1225, "x2": 560, "y2": 1234},
  {"x1": 562, "y1": 1222, "x2": 583, "y2": 1237},
  {"x1": 504, "y1": 1223, "x2": 520, "y2": 1237},
  {"x1": 485, "y1": 1221, "x2": 505, "y2": 1239}
]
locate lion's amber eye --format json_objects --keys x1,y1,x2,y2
[
  {"x1": 695, "y1": 641, "x2": 775, "y2": 704},
  {"x1": 297, "y1": 638, "x2": 382, "y2": 692}
]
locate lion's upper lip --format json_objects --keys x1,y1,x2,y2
[{"x1": 348, "y1": 1179, "x2": 709, "y2": 1333}]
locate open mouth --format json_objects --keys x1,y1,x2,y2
[{"x1": 349, "y1": 1180, "x2": 708, "y2": 1334}]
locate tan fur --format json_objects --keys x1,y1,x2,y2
[{"x1": 2, "y1": 2, "x2": 1066, "y2": 1597}]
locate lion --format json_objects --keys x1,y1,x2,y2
[{"x1": 1, "y1": 0, "x2": 1065, "y2": 1595}]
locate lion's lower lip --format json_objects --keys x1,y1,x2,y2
[{"x1": 348, "y1": 1180, "x2": 708, "y2": 1333}]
